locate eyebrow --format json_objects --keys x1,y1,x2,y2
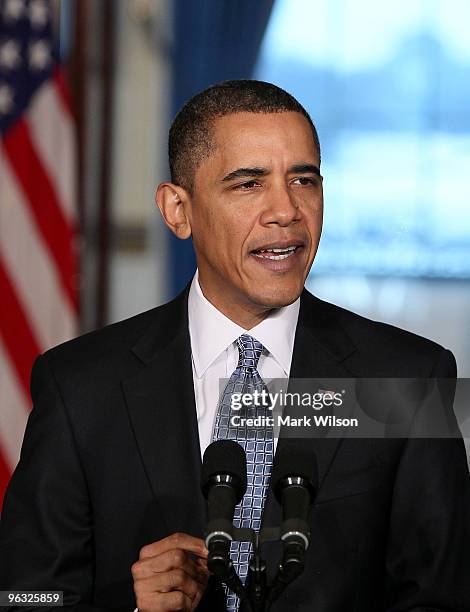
[
  {"x1": 221, "y1": 167, "x2": 268, "y2": 182},
  {"x1": 221, "y1": 163, "x2": 321, "y2": 182},
  {"x1": 290, "y1": 164, "x2": 321, "y2": 176}
]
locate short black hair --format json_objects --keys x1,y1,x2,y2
[{"x1": 169, "y1": 80, "x2": 321, "y2": 193}]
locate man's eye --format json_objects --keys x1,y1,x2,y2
[
  {"x1": 292, "y1": 177, "x2": 315, "y2": 186},
  {"x1": 235, "y1": 180, "x2": 260, "y2": 190}
]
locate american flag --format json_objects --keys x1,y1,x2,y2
[{"x1": 0, "y1": 0, "x2": 78, "y2": 505}]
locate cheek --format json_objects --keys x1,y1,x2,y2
[
  {"x1": 305, "y1": 202, "x2": 323, "y2": 230},
  {"x1": 194, "y1": 206, "x2": 221, "y2": 241},
  {"x1": 219, "y1": 206, "x2": 255, "y2": 243},
  {"x1": 193, "y1": 194, "x2": 259, "y2": 257},
  {"x1": 194, "y1": 209, "x2": 236, "y2": 259}
]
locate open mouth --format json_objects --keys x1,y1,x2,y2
[{"x1": 251, "y1": 245, "x2": 300, "y2": 261}]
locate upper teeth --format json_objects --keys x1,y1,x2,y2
[
  {"x1": 253, "y1": 246, "x2": 298, "y2": 260},
  {"x1": 261, "y1": 246, "x2": 296, "y2": 253}
]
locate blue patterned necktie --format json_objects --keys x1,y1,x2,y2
[{"x1": 212, "y1": 334, "x2": 274, "y2": 612}]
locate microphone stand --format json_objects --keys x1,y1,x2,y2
[
  {"x1": 244, "y1": 531, "x2": 267, "y2": 612},
  {"x1": 206, "y1": 537, "x2": 245, "y2": 600},
  {"x1": 210, "y1": 526, "x2": 304, "y2": 612},
  {"x1": 265, "y1": 540, "x2": 306, "y2": 607}
]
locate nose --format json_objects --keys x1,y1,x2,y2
[{"x1": 260, "y1": 182, "x2": 300, "y2": 227}]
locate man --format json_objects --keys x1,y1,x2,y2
[{"x1": 1, "y1": 81, "x2": 469, "y2": 612}]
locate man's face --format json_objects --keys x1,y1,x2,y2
[{"x1": 186, "y1": 111, "x2": 323, "y2": 324}]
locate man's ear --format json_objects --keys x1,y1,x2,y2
[{"x1": 155, "y1": 182, "x2": 192, "y2": 239}]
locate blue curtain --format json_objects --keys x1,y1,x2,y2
[{"x1": 168, "y1": 0, "x2": 275, "y2": 298}]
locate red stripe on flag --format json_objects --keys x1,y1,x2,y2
[
  {"x1": 0, "y1": 449, "x2": 12, "y2": 511},
  {"x1": 0, "y1": 260, "x2": 41, "y2": 396},
  {"x1": 53, "y1": 66, "x2": 74, "y2": 118},
  {"x1": 2, "y1": 120, "x2": 78, "y2": 311}
]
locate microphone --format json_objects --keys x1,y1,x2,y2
[
  {"x1": 201, "y1": 440, "x2": 247, "y2": 585},
  {"x1": 271, "y1": 441, "x2": 318, "y2": 582}
]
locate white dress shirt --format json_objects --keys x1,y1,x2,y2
[{"x1": 188, "y1": 270, "x2": 300, "y2": 457}]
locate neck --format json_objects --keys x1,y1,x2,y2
[{"x1": 198, "y1": 281, "x2": 274, "y2": 330}]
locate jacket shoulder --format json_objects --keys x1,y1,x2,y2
[
  {"x1": 40, "y1": 292, "x2": 185, "y2": 384},
  {"x1": 302, "y1": 290, "x2": 456, "y2": 376},
  {"x1": 45, "y1": 306, "x2": 157, "y2": 360}
]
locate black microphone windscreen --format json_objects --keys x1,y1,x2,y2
[
  {"x1": 201, "y1": 440, "x2": 247, "y2": 498},
  {"x1": 271, "y1": 441, "x2": 318, "y2": 499}
]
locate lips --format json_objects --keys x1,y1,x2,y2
[
  {"x1": 252, "y1": 246, "x2": 298, "y2": 260},
  {"x1": 251, "y1": 241, "x2": 304, "y2": 261}
]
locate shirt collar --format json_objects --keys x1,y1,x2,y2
[{"x1": 188, "y1": 270, "x2": 300, "y2": 378}]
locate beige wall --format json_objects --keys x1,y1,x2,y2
[{"x1": 108, "y1": 0, "x2": 172, "y2": 324}]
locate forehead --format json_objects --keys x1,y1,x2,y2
[{"x1": 207, "y1": 111, "x2": 319, "y2": 171}]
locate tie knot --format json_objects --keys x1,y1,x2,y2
[{"x1": 236, "y1": 334, "x2": 264, "y2": 370}]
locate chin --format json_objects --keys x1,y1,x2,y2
[{"x1": 249, "y1": 282, "x2": 304, "y2": 309}]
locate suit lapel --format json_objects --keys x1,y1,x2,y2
[
  {"x1": 263, "y1": 289, "x2": 358, "y2": 527},
  {"x1": 122, "y1": 287, "x2": 206, "y2": 538}
]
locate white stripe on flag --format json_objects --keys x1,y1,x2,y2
[
  {"x1": 27, "y1": 81, "x2": 77, "y2": 224},
  {"x1": 0, "y1": 153, "x2": 77, "y2": 352},
  {"x1": 0, "y1": 339, "x2": 30, "y2": 472}
]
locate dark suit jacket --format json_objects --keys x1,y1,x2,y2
[{"x1": 1, "y1": 288, "x2": 469, "y2": 612}]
